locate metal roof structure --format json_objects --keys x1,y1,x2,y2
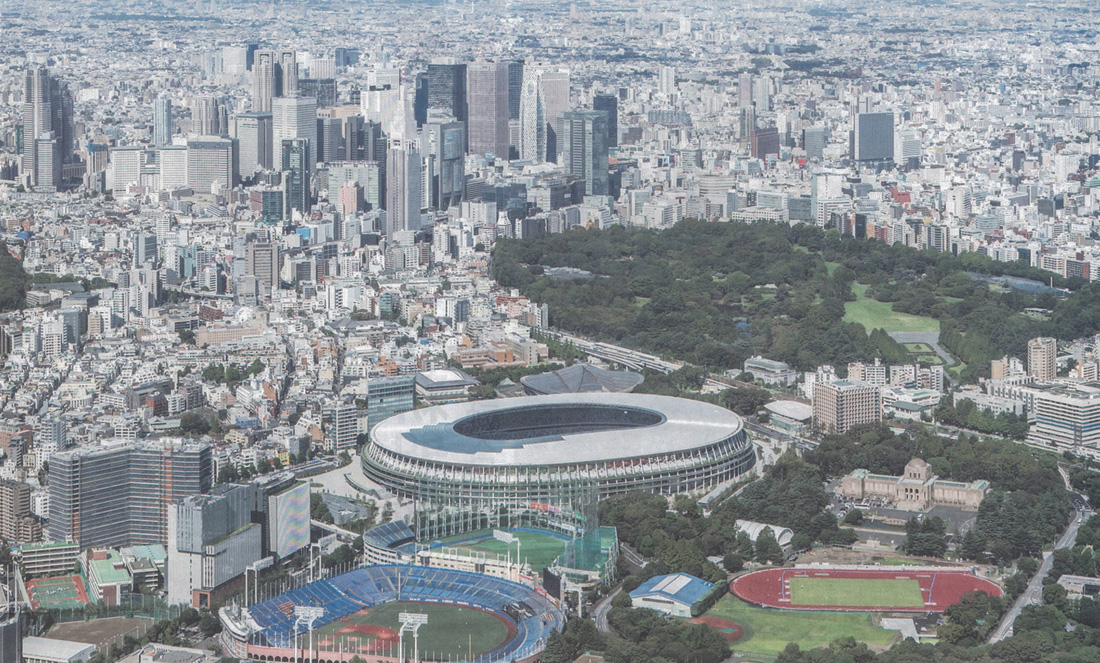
[
  {"x1": 520, "y1": 363, "x2": 643, "y2": 395},
  {"x1": 369, "y1": 393, "x2": 744, "y2": 466}
]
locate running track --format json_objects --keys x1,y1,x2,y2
[{"x1": 731, "y1": 567, "x2": 1002, "y2": 612}]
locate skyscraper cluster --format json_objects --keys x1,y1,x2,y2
[{"x1": 21, "y1": 65, "x2": 75, "y2": 191}]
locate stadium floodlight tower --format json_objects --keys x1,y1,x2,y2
[
  {"x1": 293, "y1": 605, "x2": 325, "y2": 663},
  {"x1": 493, "y1": 529, "x2": 521, "y2": 579},
  {"x1": 398, "y1": 612, "x2": 428, "y2": 663}
]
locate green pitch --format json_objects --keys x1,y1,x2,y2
[
  {"x1": 705, "y1": 595, "x2": 896, "y2": 656},
  {"x1": 310, "y1": 601, "x2": 511, "y2": 660},
  {"x1": 788, "y1": 577, "x2": 925, "y2": 608},
  {"x1": 442, "y1": 530, "x2": 569, "y2": 573}
]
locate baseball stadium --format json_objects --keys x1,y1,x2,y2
[
  {"x1": 219, "y1": 564, "x2": 564, "y2": 663},
  {"x1": 731, "y1": 566, "x2": 1003, "y2": 612},
  {"x1": 362, "y1": 394, "x2": 755, "y2": 540}
]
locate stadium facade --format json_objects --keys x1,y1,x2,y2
[{"x1": 362, "y1": 393, "x2": 755, "y2": 540}]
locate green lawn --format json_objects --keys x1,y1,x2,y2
[
  {"x1": 902, "y1": 343, "x2": 935, "y2": 353},
  {"x1": 310, "y1": 601, "x2": 510, "y2": 660},
  {"x1": 706, "y1": 596, "x2": 896, "y2": 656},
  {"x1": 437, "y1": 529, "x2": 569, "y2": 573},
  {"x1": 825, "y1": 261, "x2": 841, "y2": 275},
  {"x1": 844, "y1": 291, "x2": 940, "y2": 334},
  {"x1": 789, "y1": 577, "x2": 924, "y2": 608}
]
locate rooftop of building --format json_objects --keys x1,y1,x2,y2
[
  {"x1": 519, "y1": 363, "x2": 643, "y2": 395},
  {"x1": 369, "y1": 393, "x2": 744, "y2": 466},
  {"x1": 630, "y1": 573, "x2": 715, "y2": 607}
]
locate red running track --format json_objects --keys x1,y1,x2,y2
[{"x1": 730, "y1": 568, "x2": 1003, "y2": 612}]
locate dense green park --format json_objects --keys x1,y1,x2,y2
[{"x1": 493, "y1": 220, "x2": 1100, "y2": 381}]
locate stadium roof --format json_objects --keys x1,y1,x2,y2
[
  {"x1": 415, "y1": 369, "x2": 480, "y2": 389},
  {"x1": 630, "y1": 573, "x2": 714, "y2": 607},
  {"x1": 520, "y1": 364, "x2": 643, "y2": 395},
  {"x1": 370, "y1": 393, "x2": 744, "y2": 466},
  {"x1": 764, "y1": 400, "x2": 812, "y2": 422},
  {"x1": 23, "y1": 637, "x2": 96, "y2": 660}
]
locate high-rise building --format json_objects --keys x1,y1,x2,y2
[
  {"x1": 851, "y1": 112, "x2": 895, "y2": 165},
  {"x1": 272, "y1": 96, "x2": 318, "y2": 171},
  {"x1": 592, "y1": 94, "x2": 618, "y2": 148},
  {"x1": 323, "y1": 398, "x2": 359, "y2": 452},
  {"x1": 751, "y1": 127, "x2": 780, "y2": 159},
  {"x1": 278, "y1": 49, "x2": 299, "y2": 98},
  {"x1": 507, "y1": 61, "x2": 524, "y2": 120},
  {"x1": 519, "y1": 67, "x2": 570, "y2": 163},
  {"x1": 327, "y1": 161, "x2": 383, "y2": 210},
  {"x1": 658, "y1": 66, "x2": 676, "y2": 95},
  {"x1": 338, "y1": 182, "x2": 363, "y2": 216},
  {"x1": 158, "y1": 145, "x2": 188, "y2": 190},
  {"x1": 153, "y1": 95, "x2": 174, "y2": 147},
  {"x1": 561, "y1": 110, "x2": 609, "y2": 196},
  {"x1": 737, "y1": 73, "x2": 753, "y2": 108},
  {"x1": 1028, "y1": 383, "x2": 1100, "y2": 459},
  {"x1": 803, "y1": 126, "x2": 826, "y2": 160},
  {"x1": 366, "y1": 375, "x2": 416, "y2": 425},
  {"x1": 246, "y1": 241, "x2": 279, "y2": 293},
  {"x1": 1028, "y1": 337, "x2": 1057, "y2": 381},
  {"x1": 252, "y1": 50, "x2": 278, "y2": 112},
  {"x1": 47, "y1": 441, "x2": 213, "y2": 550},
  {"x1": 466, "y1": 60, "x2": 510, "y2": 158},
  {"x1": 427, "y1": 61, "x2": 468, "y2": 124},
  {"x1": 109, "y1": 146, "x2": 144, "y2": 192},
  {"x1": 299, "y1": 78, "x2": 337, "y2": 108},
  {"x1": 813, "y1": 380, "x2": 881, "y2": 434},
  {"x1": 22, "y1": 66, "x2": 74, "y2": 190},
  {"x1": 280, "y1": 138, "x2": 311, "y2": 219},
  {"x1": 385, "y1": 138, "x2": 422, "y2": 235},
  {"x1": 192, "y1": 95, "x2": 228, "y2": 137},
  {"x1": 233, "y1": 111, "x2": 273, "y2": 174},
  {"x1": 0, "y1": 480, "x2": 40, "y2": 542},
  {"x1": 420, "y1": 119, "x2": 465, "y2": 210},
  {"x1": 167, "y1": 483, "x2": 264, "y2": 607},
  {"x1": 186, "y1": 136, "x2": 238, "y2": 192},
  {"x1": 316, "y1": 116, "x2": 343, "y2": 165},
  {"x1": 133, "y1": 232, "x2": 157, "y2": 268}
]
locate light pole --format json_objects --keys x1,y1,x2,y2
[
  {"x1": 399, "y1": 612, "x2": 428, "y2": 663},
  {"x1": 294, "y1": 605, "x2": 325, "y2": 663}
]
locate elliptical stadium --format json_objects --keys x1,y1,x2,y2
[{"x1": 361, "y1": 393, "x2": 756, "y2": 539}]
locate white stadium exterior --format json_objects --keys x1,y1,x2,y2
[{"x1": 362, "y1": 393, "x2": 756, "y2": 510}]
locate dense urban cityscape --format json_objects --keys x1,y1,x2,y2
[{"x1": 2, "y1": 0, "x2": 1100, "y2": 662}]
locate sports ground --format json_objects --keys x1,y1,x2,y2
[
  {"x1": 25, "y1": 575, "x2": 89, "y2": 610},
  {"x1": 432, "y1": 529, "x2": 569, "y2": 573},
  {"x1": 731, "y1": 567, "x2": 1002, "y2": 612},
  {"x1": 310, "y1": 600, "x2": 513, "y2": 660},
  {"x1": 703, "y1": 595, "x2": 896, "y2": 656}
]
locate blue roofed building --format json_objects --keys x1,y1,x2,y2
[{"x1": 629, "y1": 573, "x2": 714, "y2": 618}]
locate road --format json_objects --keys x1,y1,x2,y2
[
  {"x1": 592, "y1": 587, "x2": 620, "y2": 633},
  {"x1": 989, "y1": 503, "x2": 1092, "y2": 643}
]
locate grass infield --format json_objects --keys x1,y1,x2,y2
[{"x1": 789, "y1": 577, "x2": 925, "y2": 608}]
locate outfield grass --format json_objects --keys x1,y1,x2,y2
[
  {"x1": 844, "y1": 290, "x2": 940, "y2": 334},
  {"x1": 311, "y1": 601, "x2": 510, "y2": 660},
  {"x1": 706, "y1": 596, "x2": 896, "y2": 656},
  {"x1": 437, "y1": 530, "x2": 568, "y2": 573},
  {"x1": 789, "y1": 577, "x2": 924, "y2": 608}
]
